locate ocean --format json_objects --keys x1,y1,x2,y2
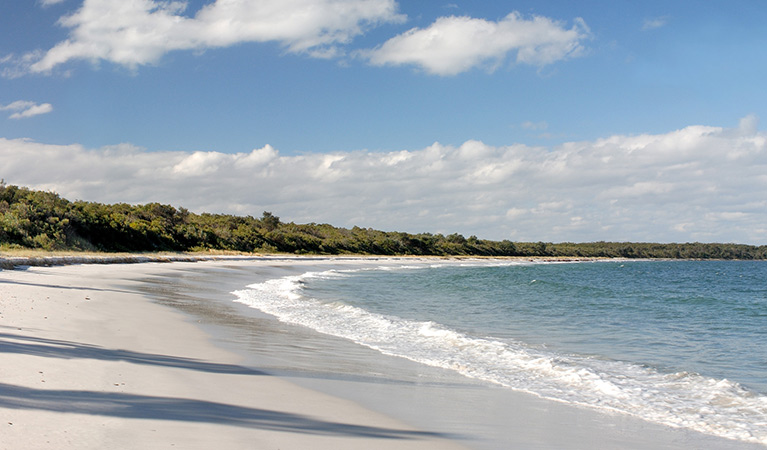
[{"x1": 232, "y1": 259, "x2": 767, "y2": 446}]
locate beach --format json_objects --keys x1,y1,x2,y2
[{"x1": 1, "y1": 257, "x2": 764, "y2": 449}]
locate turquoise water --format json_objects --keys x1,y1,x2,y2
[{"x1": 233, "y1": 260, "x2": 767, "y2": 445}]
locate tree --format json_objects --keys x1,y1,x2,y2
[{"x1": 261, "y1": 211, "x2": 280, "y2": 231}]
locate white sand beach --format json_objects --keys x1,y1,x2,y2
[
  {"x1": 0, "y1": 258, "x2": 470, "y2": 449},
  {"x1": 1, "y1": 257, "x2": 763, "y2": 449}
]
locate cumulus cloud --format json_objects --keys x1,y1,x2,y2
[
  {"x1": 0, "y1": 100, "x2": 54, "y2": 119},
  {"x1": 9, "y1": 2, "x2": 591, "y2": 77},
  {"x1": 19, "y1": 0, "x2": 404, "y2": 74},
  {"x1": 363, "y1": 12, "x2": 590, "y2": 75},
  {"x1": 2, "y1": 117, "x2": 766, "y2": 244}
]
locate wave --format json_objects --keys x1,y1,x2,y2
[{"x1": 232, "y1": 267, "x2": 767, "y2": 446}]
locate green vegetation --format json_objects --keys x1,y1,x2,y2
[{"x1": 1, "y1": 183, "x2": 766, "y2": 259}]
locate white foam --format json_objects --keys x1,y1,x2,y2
[{"x1": 232, "y1": 267, "x2": 767, "y2": 446}]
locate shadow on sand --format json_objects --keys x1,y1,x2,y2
[
  {"x1": 0, "y1": 383, "x2": 455, "y2": 440},
  {"x1": 0, "y1": 333, "x2": 461, "y2": 441},
  {"x1": 0, "y1": 332, "x2": 262, "y2": 376}
]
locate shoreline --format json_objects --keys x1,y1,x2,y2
[
  {"x1": 1, "y1": 257, "x2": 764, "y2": 449},
  {"x1": 0, "y1": 251, "x2": 610, "y2": 268},
  {"x1": 0, "y1": 259, "x2": 468, "y2": 449}
]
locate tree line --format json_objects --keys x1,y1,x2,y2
[{"x1": 1, "y1": 183, "x2": 766, "y2": 259}]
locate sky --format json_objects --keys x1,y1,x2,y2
[{"x1": 1, "y1": 0, "x2": 767, "y2": 244}]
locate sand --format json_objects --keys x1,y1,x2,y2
[{"x1": 1, "y1": 257, "x2": 764, "y2": 450}]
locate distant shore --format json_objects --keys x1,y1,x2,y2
[
  {"x1": 0, "y1": 250, "x2": 607, "y2": 270},
  {"x1": 3, "y1": 184, "x2": 766, "y2": 260}
]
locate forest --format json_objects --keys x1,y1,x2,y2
[{"x1": 2, "y1": 183, "x2": 766, "y2": 259}]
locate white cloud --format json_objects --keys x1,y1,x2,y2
[
  {"x1": 364, "y1": 12, "x2": 590, "y2": 75},
  {"x1": 40, "y1": 0, "x2": 69, "y2": 6},
  {"x1": 0, "y1": 100, "x2": 54, "y2": 119},
  {"x1": 21, "y1": 0, "x2": 404, "y2": 74},
  {"x1": 642, "y1": 16, "x2": 669, "y2": 31},
  {"x1": 172, "y1": 151, "x2": 227, "y2": 176},
  {"x1": 521, "y1": 120, "x2": 548, "y2": 131},
  {"x1": 735, "y1": 114, "x2": 759, "y2": 135},
  {"x1": 1, "y1": 116, "x2": 766, "y2": 244}
]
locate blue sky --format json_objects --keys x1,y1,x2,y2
[{"x1": 2, "y1": 0, "x2": 767, "y2": 244}]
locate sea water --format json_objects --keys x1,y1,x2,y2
[{"x1": 232, "y1": 259, "x2": 767, "y2": 445}]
